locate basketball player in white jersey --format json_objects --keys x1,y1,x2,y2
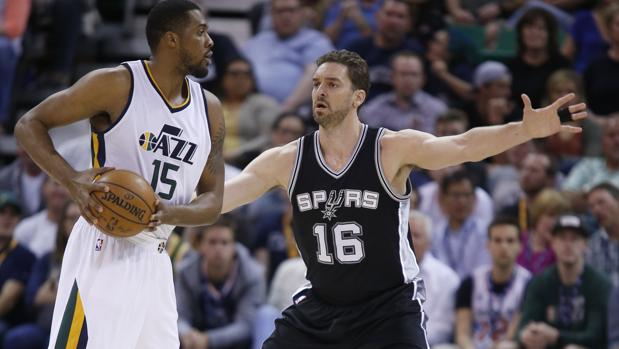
[
  {"x1": 14, "y1": 1, "x2": 224, "y2": 347},
  {"x1": 220, "y1": 49, "x2": 587, "y2": 348}
]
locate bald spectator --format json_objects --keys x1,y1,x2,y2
[
  {"x1": 345, "y1": 0, "x2": 423, "y2": 99},
  {"x1": 360, "y1": 52, "x2": 447, "y2": 133},
  {"x1": 244, "y1": 0, "x2": 334, "y2": 110},
  {"x1": 409, "y1": 210, "x2": 459, "y2": 347},
  {"x1": 459, "y1": 61, "x2": 520, "y2": 129},
  {"x1": 586, "y1": 182, "x2": 619, "y2": 287}
]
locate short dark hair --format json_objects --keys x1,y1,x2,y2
[
  {"x1": 271, "y1": 111, "x2": 306, "y2": 133},
  {"x1": 316, "y1": 50, "x2": 370, "y2": 95},
  {"x1": 196, "y1": 214, "x2": 237, "y2": 242},
  {"x1": 146, "y1": 0, "x2": 201, "y2": 53},
  {"x1": 390, "y1": 51, "x2": 423, "y2": 70},
  {"x1": 588, "y1": 182, "x2": 619, "y2": 200},
  {"x1": 440, "y1": 169, "x2": 474, "y2": 194},
  {"x1": 436, "y1": 109, "x2": 469, "y2": 128},
  {"x1": 487, "y1": 215, "x2": 521, "y2": 239}
]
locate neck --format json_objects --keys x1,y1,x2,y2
[
  {"x1": 605, "y1": 223, "x2": 619, "y2": 241},
  {"x1": 201, "y1": 258, "x2": 231, "y2": 283},
  {"x1": 375, "y1": 33, "x2": 402, "y2": 49},
  {"x1": 522, "y1": 49, "x2": 548, "y2": 66},
  {"x1": 223, "y1": 96, "x2": 244, "y2": 106},
  {"x1": 609, "y1": 46, "x2": 619, "y2": 61},
  {"x1": 0, "y1": 238, "x2": 11, "y2": 252},
  {"x1": 395, "y1": 93, "x2": 414, "y2": 108},
  {"x1": 491, "y1": 264, "x2": 514, "y2": 283},
  {"x1": 146, "y1": 58, "x2": 187, "y2": 103},
  {"x1": 448, "y1": 218, "x2": 465, "y2": 231},
  {"x1": 318, "y1": 116, "x2": 363, "y2": 157},
  {"x1": 47, "y1": 208, "x2": 62, "y2": 223},
  {"x1": 558, "y1": 259, "x2": 584, "y2": 285},
  {"x1": 530, "y1": 230, "x2": 547, "y2": 252},
  {"x1": 23, "y1": 164, "x2": 42, "y2": 177}
]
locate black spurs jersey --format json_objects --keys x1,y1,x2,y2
[{"x1": 289, "y1": 125, "x2": 420, "y2": 305}]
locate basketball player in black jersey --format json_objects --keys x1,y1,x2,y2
[{"x1": 222, "y1": 50, "x2": 587, "y2": 348}]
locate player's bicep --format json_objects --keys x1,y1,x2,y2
[
  {"x1": 21, "y1": 68, "x2": 130, "y2": 130},
  {"x1": 196, "y1": 91, "x2": 225, "y2": 197},
  {"x1": 391, "y1": 129, "x2": 466, "y2": 170}
]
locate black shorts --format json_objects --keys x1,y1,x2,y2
[{"x1": 262, "y1": 281, "x2": 429, "y2": 349}]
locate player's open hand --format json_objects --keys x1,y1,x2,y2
[
  {"x1": 68, "y1": 167, "x2": 115, "y2": 226},
  {"x1": 521, "y1": 93, "x2": 588, "y2": 139}
]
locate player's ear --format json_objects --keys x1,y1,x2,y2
[
  {"x1": 353, "y1": 89, "x2": 366, "y2": 109},
  {"x1": 162, "y1": 31, "x2": 180, "y2": 49}
]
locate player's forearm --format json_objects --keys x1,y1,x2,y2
[
  {"x1": 457, "y1": 122, "x2": 529, "y2": 163},
  {"x1": 15, "y1": 116, "x2": 78, "y2": 187},
  {"x1": 169, "y1": 192, "x2": 222, "y2": 226}
]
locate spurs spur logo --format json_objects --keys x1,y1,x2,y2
[{"x1": 321, "y1": 190, "x2": 344, "y2": 221}]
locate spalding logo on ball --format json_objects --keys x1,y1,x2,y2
[{"x1": 90, "y1": 169, "x2": 157, "y2": 237}]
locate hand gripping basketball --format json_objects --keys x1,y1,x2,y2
[{"x1": 90, "y1": 169, "x2": 158, "y2": 237}]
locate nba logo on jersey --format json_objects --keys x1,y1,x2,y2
[
  {"x1": 157, "y1": 241, "x2": 166, "y2": 253},
  {"x1": 95, "y1": 238, "x2": 104, "y2": 251}
]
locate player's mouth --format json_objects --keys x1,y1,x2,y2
[
  {"x1": 204, "y1": 52, "x2": 213, "y2": 64},
  {"x1": 315, "y1": 101, "x2": 329, "y2": 110}
]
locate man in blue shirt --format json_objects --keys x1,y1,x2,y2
[{"x1": 244, "y1": 0, "x2": 334, "y2": 110}]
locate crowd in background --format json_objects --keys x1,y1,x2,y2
[{"x1": 1, "y1": 0, "x2": 619, "y2": 348}]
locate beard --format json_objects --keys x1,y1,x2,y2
[
  {"x1": 180, "y1": 47, "x2": 208, "y2": 78},
  {"x1": 313, "y1": 107, "x2": 349, "y2": 129}
]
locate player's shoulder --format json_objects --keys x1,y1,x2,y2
[
  {"x1": 201, "y1": 89, "x2": 222, "y2": 109},
  {"x1": 379, "y1": 128, "x2": 431, "y2": 150},
  {"x1": 84, "y1": 65, "x2": 132, "y2": 87},
  {"x1": 70, "y1": 65, "x2": 132, "y2": 102}
]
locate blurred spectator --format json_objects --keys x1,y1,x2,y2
[
  {"x1": 218, "y1": 57, "x2": 281, "y2": 163},
  {"x1": 36, "y1": 0, "x2": 84, "y2": 89},
  {"x1": 13, "y1": 177, "x2": 69, "y2": 258},
  {"x1": 360, "y1": 52, "x2": 447, "y2": 133},
  {"x1": 518, "y1": 214, "x2": 611, "y2": 349},
  {"x1": 455, "y1": 216, "x2": 530, "y2": 349},
  {"x1": 610, "y1": 284, "x2": 619, "y2": 349},
  {"x1": 244, "y1": 0, "x2": 334, "y2": 110},
  {"x1": 0, "y1": 147, "x2": 46, "y2": 217},
  {"x1": 192, "y1": 4, "x2": 243, "y2": 92},
  {"x1": 3, "y1": 200, "x2": 78, "y2": 349},
  {"x1": 424, "y1": 29, "x2": 475, "y2": 104},
  {"x1": 586, "y1": 182, "x2": 619, "y2": 287},
  {"x1": 418, "y1": 165, "x2": 493, "y2": 235},
  {"x1": 431, "y1": 170, "x2": 491, "y2": 278},
  {"x1": 542, "y1": 69, "x2": 603, "y2": 164},
  {"x1": 0, "y1": 0, "x2": 31, "y2": 132},
  {"x1": 176, "y1": 216, "x2": 266, "y2": 349},
  {"x1": 322, "y1": 0, "x2": 381, "y2": 49},
  {"x1": 252, "y1": 255, "x2": 307, "y2": 349},
  {"x1": 562, "y1": 115, "x2": 619, "y2": 193},
  {"x1": 517, "y1": 189, "x2": 571, "y2": 274},
  {"x1": 495, "y1": 152, "x2": 558, "y2": 228},
  {"x1": 345, "y1": 0, "x2": 424, "y2": 99},
  {"x1": 584, "y1": 3, "x2": 619, "y2": 116},
  {"x1": 461, "y1": 61, "x2": 520, "y2": 129},
  {"x1": 252, "y1": 201, "x2": 296, "y2": 282},
  {"x1": 0, "y1": 192, "x2": 36, "y2": 341},
  {"x1": 508, "y1": 8, "x2": 570, "y2": 109},
  {"x1": 409, "y1": 210, "x2": 459, "y2": 347},
  {"x1": 562, "y1": 0, "x2": 614, "y2": 73},
  {"x1": 230, "y1": 111, "x2": 307, "y2": 169}
]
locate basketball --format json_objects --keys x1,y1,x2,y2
[{"x1": 90, "y1": 169, "x2": 157, "y2": 237}]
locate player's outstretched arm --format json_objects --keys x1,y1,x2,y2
[
  {"x1": 150, "y1": 91, "x2": 225, "y2": 227},
  {"x1": 222, "y1": 141, "x2": 298, "y2": 213},
  {"x1": 14, "y1": 67, "x2": 130, "y2": 224},
  {"x1": 390, "y1": 93, "x2": 587, "y2": 170}
]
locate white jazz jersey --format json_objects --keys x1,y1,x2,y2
[
  {"x1": 48, "y1": 61, "x2": 211, "y2": 349},
  {"x1": 91, "y1": 60, "x2": 211, "y2": 240}
]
